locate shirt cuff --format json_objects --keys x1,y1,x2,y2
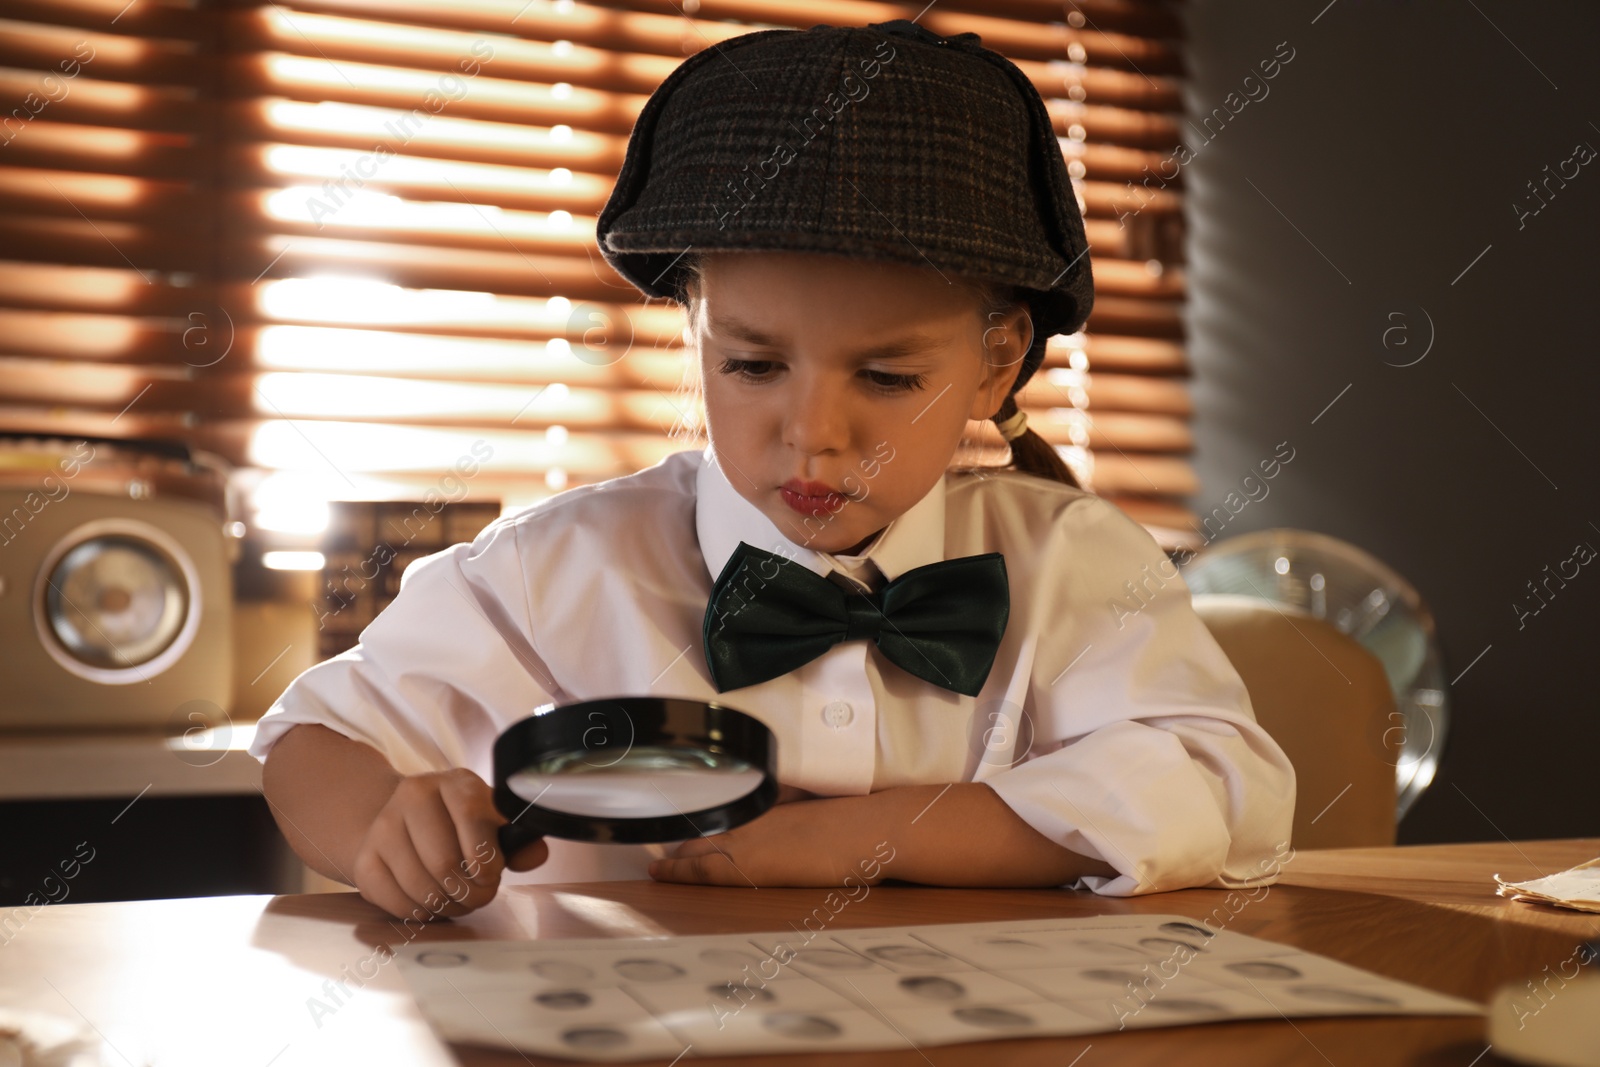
[
  {"x1": 244, "y1": 651, "x2": 458, "y2": 777},
  {"x1": 246, "y1": 523, "x2": 558, "y2": 779}
]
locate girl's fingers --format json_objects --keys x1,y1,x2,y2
[
  {"x1": 385, "y1": 829, "x2": 475, "y2": 919},
  {"x1": 401, "y1": 793, "x2": 492, "y2": 914},
  {"x1": 354, "y1": 801, "x2": 465, "y2": 920},
  {"x1": 649, "y1": 854, "x2": 743, "y2": 886},
  {"x1": 436, "y1": 770, "x2": 508, "y2": 886},
  {"x1": 668, "y1": 836, "x2": 721, "y2": 859},
  {"x1": 506, "y1": 838, "x2": 551, "y2": 872},
  {"x1": 355, "y1": 851, "x2": 433, "y2": 923},
  {"x1": 352, "y1": 769, "x2": 543, "y2": 922},
  {"x1": 654, "y1": 834, "x2": 762, "y2": 885}
]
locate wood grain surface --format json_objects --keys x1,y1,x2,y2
[{"x1": 2, "y1": 839, "x2": 1596, "y2": 1067}]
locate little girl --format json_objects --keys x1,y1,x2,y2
[{"x1": 252, "y1": 20, "x2": 1295, "y2": 923}]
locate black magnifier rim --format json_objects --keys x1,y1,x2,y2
[{"x1": 493, "y1": 696, "x2": 779, "y2": 844}]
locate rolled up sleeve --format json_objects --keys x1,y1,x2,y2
[
  {"x1": 246, "y1": 516, "x2": 559, "y2": 778},
  {"x1": 983, "y1": 496, "x2": 1296, "y2": 895}
]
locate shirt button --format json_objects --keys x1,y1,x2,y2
[{"x1": 822, "y1": 701, "x2": 854, "y2": 728}]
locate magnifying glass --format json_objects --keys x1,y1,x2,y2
[{"x1": 493, "y1": 696, "x2": 779, "y2": 857}]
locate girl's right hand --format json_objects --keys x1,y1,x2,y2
[{"x1": 350, "y1": 768, "x2": 549, "y2": 921}]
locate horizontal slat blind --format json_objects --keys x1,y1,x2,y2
[{"x1": 0, "y1": 0, "x2": 1195, "y2": 542}]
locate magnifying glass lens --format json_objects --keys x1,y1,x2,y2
[
  {"x1": 508, "y1": 745, "x2": 765, "y2": 818},
  {"x1": 494, "y1": 698, "x2": 779, "y2": 845}
]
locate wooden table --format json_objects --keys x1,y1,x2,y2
[{"x1": 2, "y1": 839, "x2": 1596, "y2": 1066}]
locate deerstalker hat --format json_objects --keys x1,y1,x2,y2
[{"x1": 595, "y1": 18, "x2": 1094, "y2": 397}]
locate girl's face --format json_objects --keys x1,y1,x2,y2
[{"x1": 688, "y1": 251, "x2": 1029, "y2": 556}]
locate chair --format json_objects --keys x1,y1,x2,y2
[{"x1": 1193, "y1": 593, "x2": 1398, "y2": 849}]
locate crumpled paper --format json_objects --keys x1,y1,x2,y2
[{"x1": 1496, "y1": 856, "x2": 1600, "y2": 914}]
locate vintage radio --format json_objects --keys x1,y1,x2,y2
[{"x1": 0, "y1": 437, "x2": 235, "y2": 731}]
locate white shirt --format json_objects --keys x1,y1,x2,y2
[{"x1": 248, "y1": 445, "x2": 1296, "y2": 894}]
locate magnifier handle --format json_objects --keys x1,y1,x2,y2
[{"x1": 497, "y1": 817, "x2": 545, "y2": 862}]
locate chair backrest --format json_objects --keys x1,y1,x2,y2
[{"x1": 1192, "y1": 593, "x2": 1398, "y2": 849}]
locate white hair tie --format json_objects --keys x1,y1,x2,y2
[{"x1": 995, "y1": 409, "x2": 1029, "y2": 443}]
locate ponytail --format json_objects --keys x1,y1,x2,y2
[
  {"x1": 952, "y1": 281, "x2": 1082, "y2": 490},
  {"x1": 987, "y1": 390, "x2": 1081, "y2": 489}
]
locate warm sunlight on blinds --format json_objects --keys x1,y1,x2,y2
[{"x1": 0, "y1": 0, "x2": 1194, "y2": 538}]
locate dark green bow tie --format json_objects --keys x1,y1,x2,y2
[{"x1": 702, "y1": 541, "x2": 1009, "y2": 697}]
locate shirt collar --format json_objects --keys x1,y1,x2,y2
[{"x1": 695, "y1": 444, "x2": 946, "y2": 586}]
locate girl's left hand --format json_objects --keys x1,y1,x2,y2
[
  {"x1": 647, "y1": 796, "x2": 885, "y2": 887},
  {"x1": 775, "y1": 782, "x2": 816, "y2": 805}
]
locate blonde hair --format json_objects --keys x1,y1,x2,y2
[{"x1": 670, "y1": 253, "x2": 1079, "y2": 490}]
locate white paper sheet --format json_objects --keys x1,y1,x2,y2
[
  {"x1": 1496, "y1": 856, "x2": 1600, "y2": 913},
  {"x1": 395, "y1": 914, "x2": 1481, "y2": 1061}
]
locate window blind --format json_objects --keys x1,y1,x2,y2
[{"x1": 0, "y1": 0, "x2": 1196, "y2": 547}]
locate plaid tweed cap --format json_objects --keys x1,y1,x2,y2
[{"x1": 595, "y1": 18, "x2": 1094, "y2": 396}]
